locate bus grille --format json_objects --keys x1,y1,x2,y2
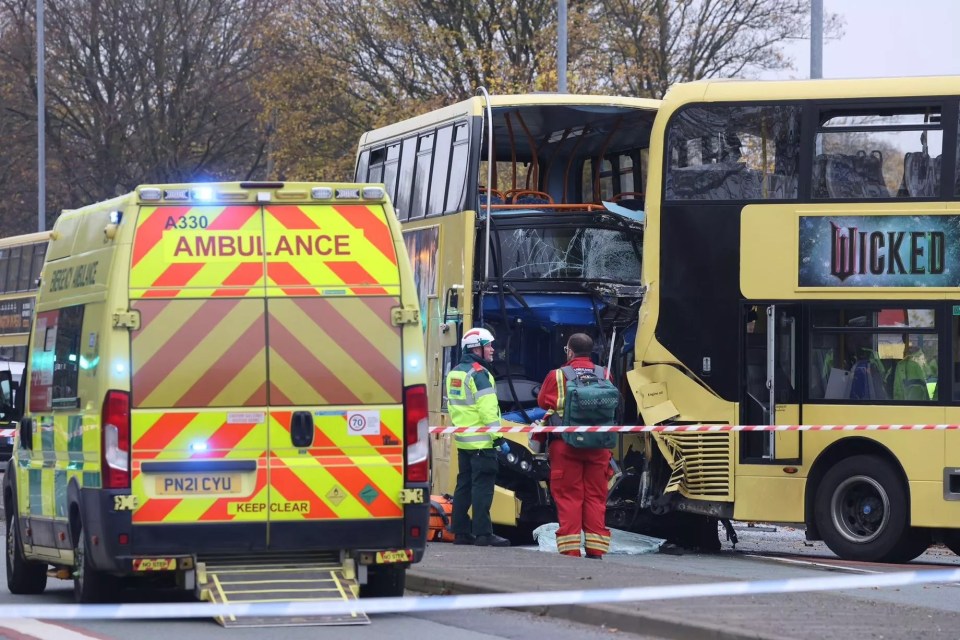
[{"x1": 659, "y1": 432, "x2": 733, "y2": 500}]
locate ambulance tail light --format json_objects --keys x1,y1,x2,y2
[
  {"x1": 102, "y1": 390, "x2": 131, "y2": 489},
  {"x1": 404, "y1": 384, "x2": 429, "y2": 483}
]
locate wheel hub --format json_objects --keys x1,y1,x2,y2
[{"x1": 831, "y1": 474, "x2": 890, "y2": 544}]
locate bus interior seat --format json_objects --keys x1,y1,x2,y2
[
  {"x1": 480, "y1": 187, "x2": 506, "y2": 204},
  {"x1": 818, "y1": 152, "x2": 888, "y2": 199},
  {"x1": 898, "y1": 152, "x2": 935, "y2": 197},
  {"x1": 666, "y1": 162, "x2": 762, "y2": 200},
  {"x1": 510, "y1": 190, "x2": 554, "y2": 205},
  {"x1": 850, "y1": 358, "x2": 888, "y2": 400},
  {"x1": 765, "y1": 174, "x2": 798, "y2": 199}
]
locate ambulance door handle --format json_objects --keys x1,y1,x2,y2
[{"x1": 290, "y1": 411, "x2": 314, "y2": 448}]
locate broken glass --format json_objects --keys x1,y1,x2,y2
[{"x1": 499, "y1": 226, "x2": 641, "y2": 283}]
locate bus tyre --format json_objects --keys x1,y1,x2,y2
[
  {"x1": 73, "y1": 523, "x2": 113, "y2": 603},
  {"x1": 6, "y1": 511, "x2": 47, "y2": 595},
  {"x1": 814, "y1": 455, "x2": 908, "y2": 562},
  {"x1": 360, "y1": 565, "x2": 406, "y2": 598},
  {"x1": 885, "y1": 528, "x2": 931, "y2": 564}
]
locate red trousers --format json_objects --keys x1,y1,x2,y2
[{"x1": 548, "y1": 439, "x2": 612, "y2": 557}]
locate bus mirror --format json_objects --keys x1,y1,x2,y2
[
  {"x1": 439, "y1": 322, "x2": 459, "y2": 348},
  {"x1": 444, "y1": 285, "x2": 462, "y2": 318}
]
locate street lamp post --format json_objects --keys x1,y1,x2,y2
[
  {"x1": 810, "y1": 0, "x2": 823, "y2": 79},
  {"x1": 557, "y1": 0, "x2": 567, "y2": 93},
  {"x1": 36, "y1": 0, "x2": 45, "y2": 232}
]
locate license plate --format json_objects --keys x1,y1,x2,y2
[{"x1": 155, "y1": 473, "x2": 242, "y2": 496}]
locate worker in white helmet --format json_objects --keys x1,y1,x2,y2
[{"x1": 444, "y1": 327, "x2": 510, "y2": 547}]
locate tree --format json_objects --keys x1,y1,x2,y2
[
  {"x1": 597, "y1": 0, "x2": 843, "y2": 98},
  {"x1": 0, "y1": 0, "x2": 283, "y2": 233}
]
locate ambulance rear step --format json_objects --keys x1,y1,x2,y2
[{"x1": 196, "y1": 552, "x2": 369, "y2": 627}]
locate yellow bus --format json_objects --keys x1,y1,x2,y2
[
  {"x1": 0, "y1": 232, "x2": 49, "y2": 460},
  {"x1": 356, "y1": 93, "x2": 659, "y2": 536},
  {"x1": 626, "y1": 76, "x2": 960, "y2": 561}
]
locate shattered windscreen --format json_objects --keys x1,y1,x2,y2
[{"x1": 498, "y1": 226, "x2": 641, "y2": 283}]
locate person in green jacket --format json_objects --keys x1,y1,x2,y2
[{"x1": 445, "y1": 327, "x2": 510, "y2": 547}]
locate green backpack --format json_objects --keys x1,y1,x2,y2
[{"x1": 559, "y1": 365, "x2": 620, "y2": 449}]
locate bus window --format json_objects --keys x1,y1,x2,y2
[
  {"x1": 814, "y1": 106, "x2": 942, "y2": 199},
  {"x1": 396, "y1": 137, "x2": 417, "y2": 219},
  {"x1": 428, "y1": 125, "x2": 453, "y2": 215},
  {"x1": 808, "y1": 306, "x2": 937, "y2": 403},
  {"x1": 955, "y1": 107, "x2": 960, "y2": 196},
  {"x1": 581, "y1": 159, "x2": 593, "y2": 201},
  {"x1": 0, "y1": 252, "x2": 8, "y2": 295},
  {"x1": 367, "y1": 146, "x2": 385, "y2": 184},
  {"x1": 666, "y1": 105, "x2": 801, "y2": 201},
  {"x1": 410, "y1": 132, "x2": 434, "y2": 219},
  {"x1": 5, "y1": 247, "x2": 21, "y2": 293},
  {"x1": 619, "y1": 154, "x2": 635, "y2": 193},
  {"x1": 355, "y1": 149, "x2": 370, "y2": 182},
  {"x1": 383, "y1": 143, "x2": 401, "y2": 204},
  {"x1": 446, "y1": 123, "x2": 470, "y2": 214}
]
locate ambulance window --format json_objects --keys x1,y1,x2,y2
[
  {"x1": 429, "y1": 125, "x2": 453, "y2": 215},
  {"x1": 52, "y1": 305, "x2": 83, "y2": 410},
  {"x1": 395, "y1": 137, "x2": 417, "y2": 220},
  {"x1": 447, "y1": 122, "x2": 470, "y2": 214}
]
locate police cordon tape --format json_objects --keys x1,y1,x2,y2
[
  {"x1": 429, "y1": 423, "x2": 960, "y2": 434},
  {"x1": 1, "y1": 569, "x2": 960, "y2": 620}
]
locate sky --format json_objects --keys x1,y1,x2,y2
[{"x1": 765, "y1": 0, "x2": 960, "y2": 80}]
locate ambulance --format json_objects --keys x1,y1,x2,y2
[{"x1": 3, "y1": 182, "x2": 429, "y2": 618}]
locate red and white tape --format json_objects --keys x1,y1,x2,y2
[
  {"x1": 428, "y1": 424, "x2": 960, "y2": 434},
  {"x1": 0, "y1": 429, "x2": 14, "y2": 438}
]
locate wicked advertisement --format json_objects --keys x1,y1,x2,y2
[{"x1": 799, "y1": 215, "x2": 960, "y2": 287}]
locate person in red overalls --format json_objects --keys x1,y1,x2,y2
[{"x1": 535, "y1": 333, "x2": 612, "y2": 559}]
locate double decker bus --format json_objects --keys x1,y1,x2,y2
[
  {"x1": 625, "y1": 76, "x2": 960, "y2": 561},
  {"x1": 356, "y1": 93, "x2": 659, "y2": 535},
  {"x1": 0, "y1": 232, "x2": 49, "y2": 459}
]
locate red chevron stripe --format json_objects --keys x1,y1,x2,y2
[
  {"x1": 267, "y1": 317, "x2": 363, "y2": 404},
  {"x1": 188, "y1": 422, "x2": 258, "y2": 459},
  {"x1": 298, "y1": 297, "x2": 401, "y2": 401},
  {"x1": 268, "y1": 205, "x2": 321, "y2": 230},
  {"x1": 131, "y1": 206, "x2": 191, "y2": 268},
  {"x1": 334, "y1": 205, "x2": 397, "y2": 266},
  {"x1": 148, "y1": 262, "x2": 205, "y2": 290},
  {"x1": 206, "y1": 205, "x2": 259, "y2": 231},
  {"x1": 326, "y1": 260, "x2": 379, "y2": 286},
  {"x1": 132, "y1": 299, "x2": 243, "y2": 406},
  {"x1": 132, "y1": 412, "x2": 199, "y2": 452},
  {"x1": 212, "y1": 262, "x2": 265, "y2": 297},
  {"x1": 174, "y1": 324, "x2": 266, "y2": 408},
  {"x1": 133, "y1": 496, "x2": 181, "y2": 523},
  {"x1": 269, "y1": 454, "x2": 338, "y2": 519},
  {"x1": 309, "y1": 431, "x2": 402, "y2": 518}
]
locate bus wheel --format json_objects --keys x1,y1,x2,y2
[
  {"x1": 885, "y1": 528, "x2": 931, "y2": 564},
  {"x1": 814, "y1": 455, "x2": 908, "y2": 562},
  {"x1": 6, "y1": 510, "x2": 47, "y2": 594},
  {"x1": 360, "y1": 566, "x2": 406, "y2": 598},
  {"x1": 73, "y1": 523, "x2": 114, "y2": 603}
]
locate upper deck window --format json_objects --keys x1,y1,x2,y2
[
  {"x1": 665, "y1": 105, "x2": 801, "y2": 201},
  {"x1": 814, "y1": 106, "x2": 942, "y2": 199}
]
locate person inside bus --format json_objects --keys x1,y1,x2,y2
[{"x1": 893, "y1": 335, "x2": 930, "y2": 402}]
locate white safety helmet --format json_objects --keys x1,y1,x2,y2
[{"x1": 461, "y1": 327, "x2": 495, "y2": 350}]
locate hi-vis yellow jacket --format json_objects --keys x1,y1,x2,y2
[{"x1": 445, "y1": 353, "x2": 500, "y2": 449}]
